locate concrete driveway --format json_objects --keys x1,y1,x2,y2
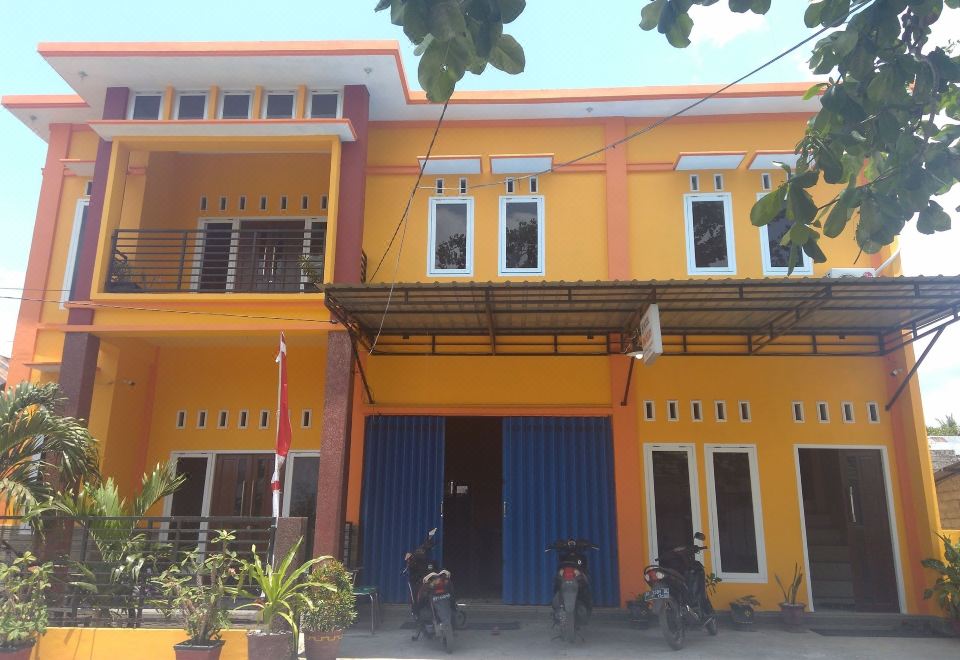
[{"x1": 335, "y1": 606, "x2": 957, "y2": 659}]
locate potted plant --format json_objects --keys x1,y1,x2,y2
[
  {"x1": 300, "y1": 559, "x2": 356, "y2": 660},
  {"x1": 153, "y1": 530, "x2": 241, "y2": 659},
  {"x1": 0, "y1": 552, "x2": 52, "y2": 659},
  {"x1": 775, "y1": 564, "x2": 806, "y2": 630},
  {"x1": 108, "y1": 253, "x2": 141, "y2": 292},
  {"x1": 234, "y1": 538, "x2": 329, "y2": 659},
  {"x1": 730, "y1": 595, "x2": 760, "y2": 630},
  {"x1": 921, "y1": 533, "x2": 960, "y2": 636}
]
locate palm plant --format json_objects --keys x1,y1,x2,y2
[{"x1": 0, "y1": 382, "x2": 100, "y2": 516}]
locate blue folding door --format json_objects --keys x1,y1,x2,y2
[
  {"x1": 360, "y1": 416, "x2": 445, "y2": 603},
  {"x1": 502, "y1": 416, "x2": 620, "y2": 606}
]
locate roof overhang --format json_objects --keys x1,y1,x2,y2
[
  {"x1": 747, "y1": 150, "x2": 801, "y2": 170},
  {"x1": 675, "y1": 152, "x2": 746, "y2": 171},
  {"x1": 88, "y1": 118, "x2": 356, "y2": 141},
  {"x1": 417, "y1": 155, "x2": 482, "y2": 175},
  {"x1": 324, "y1": 277, "x2": 960, "y2": 357},
  {"x1": 1, "y1": 94, "x2": 92, "y2": 140}
]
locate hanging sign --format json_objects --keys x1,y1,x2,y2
[{"x1": 640, "y1": 304, "x2": 663, "y2": 365}]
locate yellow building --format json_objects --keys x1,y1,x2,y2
[{"x1": 4, "y1": 40, "x2": 958, "y2": 614}]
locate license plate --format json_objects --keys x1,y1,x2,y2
[
  {"x1": 432, "y1": 593, "x2": 452, "y2": 602},
  {"x1": 643, "y1": 586, "x2": 670, "y2": 601}
]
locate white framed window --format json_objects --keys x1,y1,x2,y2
[
  {"x1": 684, "y1": 193, "x2": 736, "y2": 275},
  {"x1": 816, "y1": 401, "x2": 830, "y2": 423},
  {"x1": 175, "y1": 410, "x2": 187, "y2": 429},
  {"x1": 196, "y1": 410, "x2": 208, "y2": 429},
  {"x1": 713, "y1": 174, "x2": 724, "y2": 191},
  {"x1": 792, "y1": 401, "x2": 805, "y2": 423},
  {"x1": 216, "y1": 410, "x2": 229, "y2": 429},
  {"x1": 643, "y1": 400, "x2": 656, "y2": 421},
  {"x1": 529, "y1": 176, "x2": 539, "y2": 193},
  {"x1": 238, "y1": 409, "x2": 249, "y2": 429},
  {"x1": 219, "y1": 91, "x2": 253, "y2": 119},
  {"x1": 427, "y1": 197, "x2": 474, "y2": 277},
  {"x1": 128, "y1": 91, "x2": 164, "y2": 120},
  {"x1": 738, "y1": 401, "x2": 752, "y2": 422},
  {"x1": 60, "y1": 198, "x2": 90, "y2": 306},
  {"x1": 714, "y1": 400, "x2": 728, "y2": 422},
  {"x1": 756, "y1": 192, "x2": 813, "y2": 276},
  {"x1": 499, "y1": 195, "x2": 545, "y2": 276},
  {"x1": 760, "y1": 173, "x2": 772, "y2": 191},
  {"x1": 308, "y1": 91, "x2": 341, "y2": 118},
  {"x1": 691, "y1": 400, "x2": 703, "y2": 422},
  {"x1": 667, "y1": 400, "x2": 679, "y2": 422},
  {"x1": 704, "y1": 445, "x2": 767, "y2": 582},
  {"x1": 867, "y1": 402, "x2": 881, "y2": 424},
  {"x1": 174, "y1": 91, "x2": 207, "y2": 120},
  {"x1": 263, "y1": 90, "x2": 296, "y2": 119},
  {"x1": 644, "y1": 444, "x2": 703, "y2": 563},
  {"x1": 259, "y1": 409, "x2": 270, "y2": 429},
  {"x1": 842, "y1": 401, "x2": 855, "y2": 423},
  {"x1": 301, "y1": 409, "x2": 313, "y2": 429},
  {"x1": 689, "y1": 174, "x2": 700, "y2": 192}
]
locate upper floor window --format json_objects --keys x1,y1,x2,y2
[
  {"x1": 757, "y1": 192, "x2": 813, "y2": 276},
  {"x1": 219, "y1": 91, "x2": 252, "y2": 119},
  {"x1": 129, "y1": 92, "x2": 163, "y2": 120},
  {"x1": 428, "y1": 198, "x2": 473, "y2": 277},
  {"x1": 263, "y1": 91, "x2": 296, "y2": 119},
  {"x1": 309, "y1": 92, "x2": 340, "y2": 118},
  {"x1": 683, "y1": 193, "x2": 736, "y2": 275},
  {"x1": 499, "y1": 196, "x2": 545, "y2": 276},
  {"x1": 175, "y1": 92, "x2": 207, "y2": 120}
]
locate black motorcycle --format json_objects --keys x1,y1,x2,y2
[
  {"x1": 403, "y1": 528, "x2": 466, "y2": 653},
  {"x1": 546, "y1": 538, "x2": 597, "y2": 643},
  {"x1": 642, "y1": 532, "x2": 718, "y2": 650}
]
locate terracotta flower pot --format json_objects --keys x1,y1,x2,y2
[
  {"x1": 304, "y1": 629, "x2": 343, "y2": 660},
  {"x1": 0, "y1": 641, "x2": 35, "y2": 660},
  {"x1": 246, "y1": 630, "x2": 294, "y2": 659},
  {"x1": 779, "y1": 602, "x2": 806, "y2": 630},
  {"x1": 173, "y1": 639, "x2": 224, "y2": 660}
]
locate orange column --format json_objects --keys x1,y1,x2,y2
[
  {"x1": 610, "y1": 356, "x2": 646, "y2": 605},
  {"x1": 604, "y1": 117, "x2": 631, "y2": 280},
  {"x1": 7, "y1": 124, "x2": 72, "y2": 386}
]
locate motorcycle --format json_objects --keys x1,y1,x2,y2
[
  {"x1": 642, "y1": 531, "x2": 718, "y2": 650},
  {"x1": 403, "y1": 528, "x2": 466, "y2": 653},
  {"x1": 546, "y1": 538, "x2": 597, "y2": 643}
]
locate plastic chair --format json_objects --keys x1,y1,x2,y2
[{"x1": 349, "y1": 568, "x2": 381, "y2": 634}]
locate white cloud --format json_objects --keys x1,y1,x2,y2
[
  {"x1": 688, "y1": 4, "x2": 768, "y2": 48},
  {"x1": 0, "y1": 269, "x2": 25, "y2": 359}
]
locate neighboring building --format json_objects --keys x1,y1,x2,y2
[
  {"x1": 0, "y1": 355, "x2": 7, "y2": 389},
  {"x1": 4, "y1": 40, "x2": 958, "y2": 615},
  {"x1": 930, "y1": 437, "x2": 960, "y2": 529}
]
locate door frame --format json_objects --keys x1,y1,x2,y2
[
  {"x1": 792, "y1": 444, "x2": 906, "y2": 614},
  {"x1": 643, "y1": 443, "x2": 703, "y2": 564}
]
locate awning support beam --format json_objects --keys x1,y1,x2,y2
[
  {"x1": 885, "y1": 325, "x2": 945, "y2": 411},
  {"x1": 349, "y1": 335, "x2": 375, "y2": 405},
  {"x1": 620, "y1": 357, "x2": 636, "y2": 407}
]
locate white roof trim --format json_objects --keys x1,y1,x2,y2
[
  {"x1": 88, "y1": 119, "x2": 356, "y2": 141},
  {"x1": 490, "y1": 155, "x2": 554, "y2": 174},
  {"x1": 417, "y1": 156, "x2": 482, "y2": 175},
  {"x1": 675, "y1": 153, "x2": 745, "y2": 171},
  {"x1": 748, "y1": 152, "x2": 801, "y2": 170}
]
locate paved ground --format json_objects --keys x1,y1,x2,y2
[{"x1": 334, "y1": 606, "x2": 958, "y2": 659}]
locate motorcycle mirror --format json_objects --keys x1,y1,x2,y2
[
  {"x1": 429, "y1": 528, "x2": 437, "y2": 537},
  {"x1": 404, "y1": 552, "x2": 412, "y2": 560},
  {"x1": 694, "y1": 531, "x2": 706, "y2": 541}
]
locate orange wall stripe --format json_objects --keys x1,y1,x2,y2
[{"x1": 604, "y1": 118, "x2": 630, "y2": 280}]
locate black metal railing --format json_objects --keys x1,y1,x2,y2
[
  {"x1": 107, "y1": 225, "x2": 327, "y2": 293},
  {"x1": 0, "y1": 516, "x2": 275, "y2": 628}
]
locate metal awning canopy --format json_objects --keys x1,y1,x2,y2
[{"x1": 323, "y1": 277, "x2": 960, "y2": 358}]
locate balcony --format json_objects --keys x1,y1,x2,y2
[{"x1": 107, "y1": 223, "x2": 326, "y2": 294}]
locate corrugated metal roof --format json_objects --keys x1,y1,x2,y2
[{"x1": 324, "y1": 276, "x2": 960, "y2": 357}]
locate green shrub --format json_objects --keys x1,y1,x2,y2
[
  {"x1": 0, "y1": 552, "x2": 52, "y2": 649},
  {"x1": 300, "y1": 559, "x2": 357, "y2": 633}
]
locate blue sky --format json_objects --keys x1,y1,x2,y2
[{"x1": 0, "y1": 2, "x2": 957, "y2": 422}]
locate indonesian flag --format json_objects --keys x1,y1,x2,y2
[{"x1": 271, "y1": 332, "x2": 292, "y2": 518}]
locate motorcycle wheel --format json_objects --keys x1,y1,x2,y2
[
  {"x1": 705, "y1": 615, "x2": 719, "y2": 636},
  {"x1": 440, "y1": 623, "x2": 454, "y2": 654},
  {"x1": 454, "y1": 607, "x2": 467, "y2": 629},
  {"x1": 559, "y1": 609, "x2": 575, "y2": 643},
  {"x1": 658, "y1": 599, "x2": 685, "y2": 651}
]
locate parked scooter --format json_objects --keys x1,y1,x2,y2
[
  {"x1": 642, "y1": 532, "x2": 718, "y2": 650},
  {"x1": 546, "y1": 538, "x2": 598, "y2": 643},
  {"x1": 403, "y1": 528, "x2": 466, "y2": 653}
]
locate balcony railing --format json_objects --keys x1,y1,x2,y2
[{"x1": 107, "y1": 223, "x2": 327, "y2": 293}]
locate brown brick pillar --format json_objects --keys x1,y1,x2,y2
[
  {"x1": 332, "y1": 85, "x2": 369, "y2": 284},
  {"x1": 273, "y1": 517, "x2": 307, "y2": 567},
  {"x1": 57, "y1": 332, "x2": 100, "y2": 422},
  {"x1": 313, "y1": 332, "x2": 355, "y2": 559}
]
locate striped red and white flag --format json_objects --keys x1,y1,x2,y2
[{"x1": 271, "y1": 332, "x2": 292, "y2": 518}]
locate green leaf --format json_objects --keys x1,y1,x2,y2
[
  {"x1": 803, "y1": 82, "x2": 828, "y2": 100},
  {"x1": 374, "y1": 0, "x2": 392, "y2": 11},
  {"x1": 787, "y1": 187, "x2": 818, "y2": 224},
  {"x1": 823, "y1": 197, "x2": 853, "y2": 238},
  {"x1": 917, "y1": 201, "x2": 952, "y2": 234},
  {"x1": 664, "y1": 12, "x2": 694, "y2": 48},
  {"x1": 418, "y1": 40, "x2": 458, "y2": 102},
  {"x1": 496, "y1": 0, "x2": 525, "y2": 23},
  {"x1": 402, "y1": 0, "x2": 430, "y2": 44},
  {"x1": 428, "y1": 0, "x2": 468, "y2": 42},
  {"x1": 820, "y1": 0, "x2": 851, "y2": 27},
  {"x1": 751, "y1": 186, "x2": 785, "y2": 226},
  {"x1": 802, "y1": 239, "x2": 828, "y2": 263},
  {"x1": 832, "y1": 30, "x2": 858, "y2": 58},
  {"x1": 804, "y1": 1, "x2": 825, "y2": 27},
  {"x1": 640, "y1": 0, "x2": 666, "y2": 30},
  {"x1": 489, "y1": 33, "x2": 525, "y2": 74}
]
